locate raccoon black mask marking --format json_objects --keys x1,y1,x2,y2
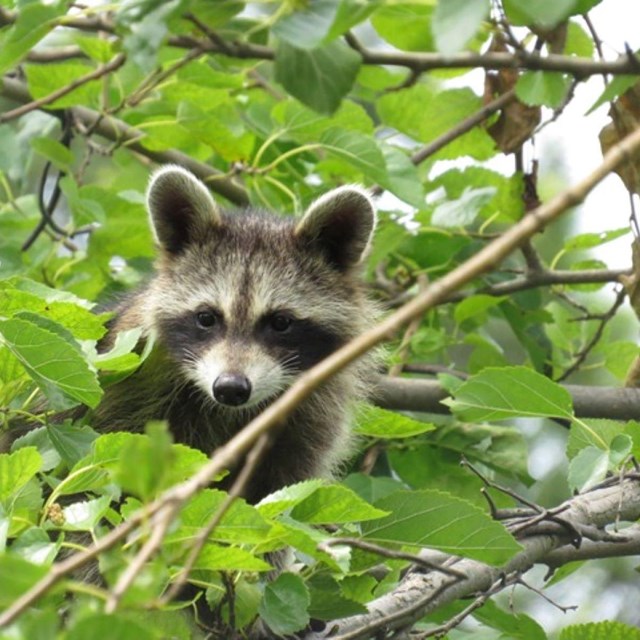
[{"x1": 92, "y1": 166, "x2": 378, "y2": 502}]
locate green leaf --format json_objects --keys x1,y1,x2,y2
[
  {"x1": 474, "y1": 599, "x2": 547, "y2": 640},
  {"x1": 257, "y1": 479, "x2": 326, "y2": 518},
  {"x1": 362, "y1": 490, "x2": 522, "y2": 565},
  {"x1": 308, "y1": 573, "x2": 366, "y2": 620},
  {"x1": 259, "y1": 573, "x2": 310, "y2": 637},
  {"x1": 0, "y1": 2, "x2": 67, "y2": 74},
  {"x1": 560, "y1": 620, "x2": 640, "y2": 640},
  {"x1": 0, "y1": 554, "x2": 49, "y2": 608},
  {"x1": 377, "y1": 86, "x2": 495, "y2": 160},
  {"x1": 11, "y1": 427, "x2": 60, "y2": 472},
  {"x1": 30, "y1": 138, "x2": 74, "y2": 174},
  {"x1": 443, "y1": 366, "x2": 574, "y2": 421},
  {"x1": 192, "y1": 543, "x2": 271, "y2": 572},
  {"x1": 62, "y1": 496, "x2": 112, "y2": 531},
  {"x1": 273, "y1": 0, "x2": 339, "y2": 49},
  {"x1": 454, "y1": 294, "x2": 507, "y2": 325},
  {"x1": 0, "y1": 316, "x2": 102, "y2": 409},
  {"x1": 354, "y1": 405, "x2": 435, "y2": 439},
  {"x1": 291, "y1": 484, "x2": 388, "y2": 524},
  {"x1": 275, "y1": 40, "x2": 361, "y2": 114},
  {"x1": 0, "y1": 281, "x2": 106, "y2": 340},
  {"x1": 25, "y1": 62, "x2": 102, "y2": 109},
  {"x1": 177, "y1": 489, "x2": 272, "y2": 544},
  {"x1": 609, "y1": 433, "x2": 633, "y2": 468},
  {"x1": 48, "y1": 423, "x2": 98, "y2": 468},
  {"x1": 0, "y1": 447, "x2": 42, "y2": 501},
  {"x1": 503, "y1": 0, "x2": 578, "y2": 27},
  {"x1": 380, "y1": 144, "x2": 426, "y2": 208},
  {"x1": 371, "y1": 4, "x2": 436, "y2": 52},
  {"x1": 433, "y1": 0, "x2": 489, "y2": 55},
  {"x1": 320, "y1": 127, "x2": 387, "y2": 183},
  {"x1": 516, "y1": 71, "x2": 572, "y2": 108},
  {"x1": 67, "y1": 613, "x2": 155, "y2": 640},
  {"x1": 563, "y1": 228, "x2": 629, "y2": 251},
  {"x1": 589, "y1": 74, "x2": 638, "y2": 113},
  {"x1": 432, "y1": 186, "x2": 497, "y2": 228},
  {"x1": 107, "y1": 425, "x2": 208, "y2": 501},
  {"x1": 567, "y1": 446, "x2": 608, "y2": 492},
  {"x1": 565, "y1": 20, "x2": 595, "y2": 57},
  {"x1": 343, "y1": 473, "x2": 406, "y2": 504}
]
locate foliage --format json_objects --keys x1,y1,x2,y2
[{"x1": 0, "y1": 0, "x2": 639, "y2": 638}]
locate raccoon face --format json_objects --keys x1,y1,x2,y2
[{"x1": 145, "y1": 166, "x2": 376, "y2": 410}]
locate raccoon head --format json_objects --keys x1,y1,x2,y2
[{"x1": 145, "y1": 165, "x2": 375, "y2": 410}]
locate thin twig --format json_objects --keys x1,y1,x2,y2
[
  {"x1": 159, "y1": 433, "x2": 273, "y2": 605},
  {"x1": 0, "y1": 53, "x2": 126, "y2": 124},
  {"x1": 320, "y1": 538, "x2": 466, "y2": 579},
  {"x1": 556, "y1": 287, "x2": 627, "y2": 382}
]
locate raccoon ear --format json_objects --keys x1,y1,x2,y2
[
  {"x1": 296, "y1": 186, "x2": 376, "y2": 271},
  {"x1": 146, "y1": 165, "x2": 222, "y2": 254}
]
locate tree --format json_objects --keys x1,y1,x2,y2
[{"x1": 1, "y1": 0, "x2": 640, "y2": 638}]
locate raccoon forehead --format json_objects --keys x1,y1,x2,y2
[{"x1": 149, "y1": 253, "x2": 360, "y2": 328}]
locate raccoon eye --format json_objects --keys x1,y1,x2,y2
[
  {"x1": 268, "y1": 313, "x2": 293, "y2": 333},
  {"x1": 195, "y1": 310, "x2": 218, "y2": 329}
]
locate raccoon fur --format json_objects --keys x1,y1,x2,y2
[{"x1": 89, "y1": 166, "x2": 377, "y2": 502}]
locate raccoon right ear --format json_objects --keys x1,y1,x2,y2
[
  {"x1": 296, "y1": 185, "x2": 376, "y2": 271},
  {"x1": 146, "y1": 165, "x2": 222, "y2": 254}
]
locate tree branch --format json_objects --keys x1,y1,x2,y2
[
  {"x1": 373, "y1": 376, "x2": 640, "y2": 421},
  {"x1": 6, "y1": 2, "x2": 639, "y2": 78}
]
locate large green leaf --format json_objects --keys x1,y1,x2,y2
[
  {"x1": 0, "y1": 281, "x2": 107, "y2": 340},
  {"x1": 516, "y1": 71, "x2": 572, "y2": 108},
  {"x1": 275, "y1": 40, "x2": 361, "y2": 114},
  {"x1": 0, "y1": 316, "x2": 102, "y2": 409},
  {"x1": 371, "y1": 4, "x2": 436, "y2": 52},
  {"x1": 354, "y1": 405, "x2": 435, "y2": 439},
  {"x1": 443, "y1": 366, "x2": 574, "y2": 421},
  {"x1": 362, "y1": 490, "x2": 521, "y2": 565},
  {"x1": 259, "y1": 573, "x2": 310, "y2": 636},
  {"x1": 0, "y1": 447, "x2": 42, "y2": 501},
  {"x1": 290, "y1": 485, "x2": 388, "y2": 524},
  {"x1": 0, "y1": 554, "x2": 49, "y2": 608},
  {"x1": 367, "y1": 490, "x2": 521, "y2": 563}
]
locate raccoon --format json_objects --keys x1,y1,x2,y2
[{"x1": 91, "y1": 166, "x2": 377, "y2": 502}]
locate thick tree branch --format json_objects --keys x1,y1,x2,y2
[
  {"x1": 5, "y1": 2, "x2": 639, "y2": 78},
  {"x1": 303, "y1": 478, "x2": 640, "y2": 640},
  {"x1": 373, "y1": 377, "x2": 640, "y2": 421},
  {"x1": 0, "y1": 76, "x2": 249, "y2": 206}
]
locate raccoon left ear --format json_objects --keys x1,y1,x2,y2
[
  {"x1": 146, "y1": 165, "x2": 222, "y2": 255},
  {"x1": 296, "y1": 186, "x2": 376, "y2": 271}
]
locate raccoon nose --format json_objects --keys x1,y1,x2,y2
[{"x1": 213, "y1": 373, "x2": 252, "y2": 406}]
